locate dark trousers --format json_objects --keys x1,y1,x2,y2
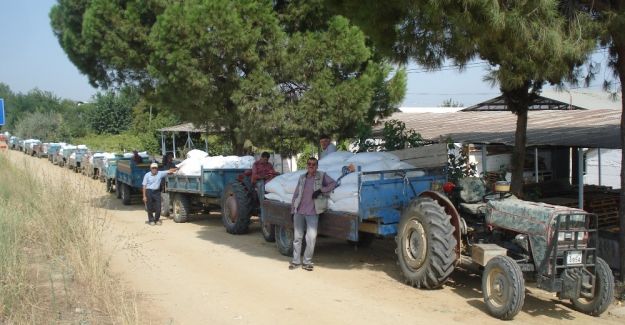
[{"x1": 146, "y1": 189, "x2": 161, "y2": 222}]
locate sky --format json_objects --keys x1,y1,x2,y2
[{"x1": 0, "y1": 1, "x2": 615, "y2": 107}]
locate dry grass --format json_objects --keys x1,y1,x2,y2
[{"x1": 0, "y1": 153, "x2": 139, "y2": 324}]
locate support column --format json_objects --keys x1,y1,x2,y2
[
  {"x1": 597, "y1": 148, "x2": 602, "y2": 186},
  {"x1": 535, "y1": 147, "x2": 539, "y2": 183},
  {"x1": 172, "y1": 133, "x2": 176, "y2": 159},
  {"x1": 481, "y1": 145, "x2": 487, "y2": 176},
  {"x1": 578, "y1": 147, "x2": 584, "y2": 209}
]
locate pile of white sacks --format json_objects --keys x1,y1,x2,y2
[
  {"x1": 264, "y1": 151, "x2": 423, "y2": 213},
  {"x1": 175, "y1": 149, "x2": 255, "y2": 175}
]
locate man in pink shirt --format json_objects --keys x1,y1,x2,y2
[
  {"x1": 251, "y1": 152, "x2": 277, "y2": 185},
  {"x1": 289, "y1": 157, "x2": 336, "y2": 271}
]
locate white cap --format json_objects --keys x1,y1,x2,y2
[{"x1": 150, "y1": 163, "x2": 158, "y2": 168}]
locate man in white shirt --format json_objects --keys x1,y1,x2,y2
[{"x1": 143, "y1": 162, "x2": 177, "y2": 225}]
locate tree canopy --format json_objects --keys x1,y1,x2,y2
[
  {"x1": 328, "y1": 0, "x2": 596, "y2": 196},
  {"x1": 50, "y1": 0, "x2": 405, "y2": 154}
]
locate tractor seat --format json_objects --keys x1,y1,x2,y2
[{"x1": 458, "y1": 177, "x2": 487, "y2": 215}]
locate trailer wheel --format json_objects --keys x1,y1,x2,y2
[
  {"x1": 570, "y1": 257, "x2": 614, "y2": 316},
  {"x1": 106, "y1": 178, "x2": 114, "y2": 193},
  {"x1": 260, "y1": 216, "x2": 275, "y2": 242},
  {"x1": 161, "y1": 192, "x2": 171, "y2": 217},
  {"x1": 121, "y1": 183, "x2": 131, "y2": 205},
  {"x1": 171, "y1": 193, "x2": 189, "y2": 223},
  {"x1": 221, "y1": 182, "x2": 251, "y2": 234},
  {"x1": 275, "y1": 225, "x2": 294, "y2": 256},
  {"x1": 482, "y1": 255, "x2": 525, "y2": 320},
  {"x1": 396, "y1": 197, "x2": 456, "y2": 289},
  {"x1": 115, "y1": 180, "x2": 122, "y2": 198}
]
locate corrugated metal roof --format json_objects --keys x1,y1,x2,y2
[
  {"x1": 158, "y1": 123, "x2": 205, "y2": 133},
  {"x1": 374, "y1": 109, "x2": 621, "y2": 149}
]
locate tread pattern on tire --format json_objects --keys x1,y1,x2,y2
[
  {"x1": 275, "y1": 225, "x2": 295, "y2": 256},
  {"x1": 482, "y1": 255, "x2": 525, "y2": 320},
  {"x1": 570, "y1": 257, "x2": 614, "y2": 316},
  {"x1": 221, "y1": 182, "x2": 252, "y2": 234},
  {"x1": 396, "y1": 197, "x2": 457, "y2": 289},
  {"x1": 172, "y1": 193, "x2": 189, "y2": 223}
]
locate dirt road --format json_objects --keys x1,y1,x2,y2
[{"x1": 8, "y1": 150, "x2": 624, "y2": 324}]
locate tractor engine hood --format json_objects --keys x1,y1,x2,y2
[{"x1": 485, "y1": 198, "x2": 587, "y2": 269}]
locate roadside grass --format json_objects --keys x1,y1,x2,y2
[{"x1": 0, "y1": 153, "x2": 138, "y2": 323}]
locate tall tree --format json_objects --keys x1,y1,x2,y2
[
  {"x1": 50, "y1": 0, "x2": 404, "y2": 154},
  {"x1": 568, "y1": 0, "x2": 625, "y2": 281},
  {"x1": 88, "y1": 88, "x2": 137, "y2": 135},
  {"x1": 328, "y1": 0, "x2": 595, "y2": 197}
]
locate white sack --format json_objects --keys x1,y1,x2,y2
[
  {"x1": 176, "y1": 159, "x2": 202, "y2": 176},
  {"x1": 187, "y1": 149, "x2": 209, "y2": 159}
]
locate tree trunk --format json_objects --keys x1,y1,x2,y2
[
  {"x1": 502, "y1": 83, "x2": 532, "y2": 198},
  {"x1": 615, "y1": 38, "x2": 625, "y2": 282},
  {"x1": 511, "y1": 109, "x2": 528, "y2": 198}
]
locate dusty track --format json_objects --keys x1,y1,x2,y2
[{"x1": 7, "y1": 150, "x2": 624, "y2": 324}]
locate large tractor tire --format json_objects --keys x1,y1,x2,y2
[
  {"x1": 275, "y1": 225, "x2": 294, "y2": 256},
  {"x1": 570, "y1": 257, "x2": 614, "y2": 316},
  {"x1": 221, "y1": 182, "x2": 252, "y2": 234},
  {"x1": 482, "y1": 255, "x2": 525, "y2": 320},
  {"x1": 121, "y1": 183, "x2": 131, "y2": 205},
  {"x1": 396, "y1": 197, "x2": 457, "y2": 289},
  {"x1": 171, "y1": 193, "x2": 190, "y2": 223},
  {"x1": 161, "y1": 192, "x2": 171, "y2": 217}
]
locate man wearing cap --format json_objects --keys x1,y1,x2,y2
[{"x1": 142, "y1": 163, "x2": 177, "y2": 225}]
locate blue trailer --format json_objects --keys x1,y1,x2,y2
[
  {"x1": 260, "y1": 166, "x2": 447, "y2": 255},
  {"x1": 115, "y1": 158, "x2": 152, "y2": 205},
  {"x1": 102, "y1": 156, "x2": 126, "y2": 193},
  {"x1": 165, "y1": 168, "x2": 250, "y2": 225}
]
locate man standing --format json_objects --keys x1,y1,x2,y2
[
  {"x1": 251, "y1": 151, "x2": 277, "y2": 185},
  {"x1": 142, "y1": 162, "x2": 177, "y2": 225},
  {"x1": 290, "y1": 157, "x2": 336, "y2": 271},
  {"x1": 319, "y1": 134, "x2": 337, "y2": 159}
]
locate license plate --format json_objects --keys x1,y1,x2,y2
[{"x1": 566, "y1": 251, "x2": 582, "y2": 265}]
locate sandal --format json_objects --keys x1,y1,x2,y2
[
  {"x1": 288, "y1": 263, "x2": 300, "y2": 270},
  {"x1": 302, "y1": 264, "x2": 314, "y2": 271}
]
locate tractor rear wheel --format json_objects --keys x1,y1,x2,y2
[
  {"x1": 570, "y1": 257, "x2": 614, "y2": 316},
  {"x1": 396, "y1": 197, "x2": 456, "y2": 289},
  {"x1": 482, "y1": 255, "x2": 525, "y2": 320},
  {"x1": 221, "y1": 182, "x2": 252, "y2": 234},
  {"x1": 171, "y1": 193, "x2": 189, "y2": 223}
]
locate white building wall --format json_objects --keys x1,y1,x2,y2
[{"x1": 584, "y1": 148, "x2": 621, "y2": 189}]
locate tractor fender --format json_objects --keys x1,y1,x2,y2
[{"x1": 419, "y1": 191, "x2": 462, "y2": 264}]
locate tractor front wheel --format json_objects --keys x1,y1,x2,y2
[
  {"x1": 482, "y1": 255, "x2": 525, "y2": 320},
  {"x1": 570, "y1": 257, "x2": 614, "y2": 316}
]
